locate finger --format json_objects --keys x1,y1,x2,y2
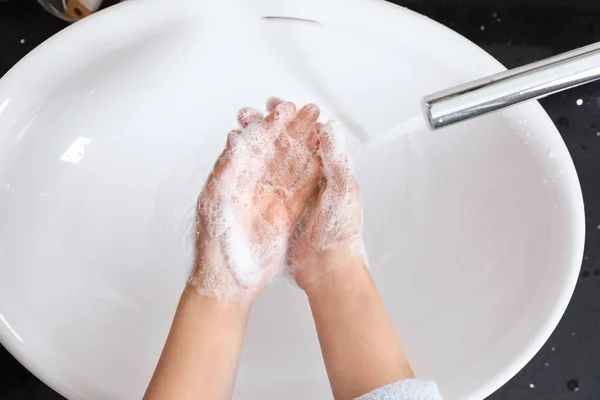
[
  {"x1": 237, "y1": 122, "x2": 272, "y2": 158},
  {"x1": 287, "y1": 103, "x2": 320, "y2": 140},
  {"x1": 319, "y1": 121, "x2": 352, "y2": 191},
  {"x1": 286, "y1": 163, "x2": 322, "y2": 224},
  {"x1": 200, "y1": 148, "x2": 232, "y2": 201},
  {"x1": 264, "y1": 111, "x2": 275, "y2": 124},
  {"x1": 319, "y1": 120, "x2": 346, "y2": 164},
  {"x1": 237, "y1": 107, "x2": 264, "y2": 128},
  {"x1": 269, "y1": 120, "x2": 320, "y2": 199},
  {"x1": 306, "y1": 122, "x2": 321, "y2": 155},
  {"x1": 308, "y1": 182, "x2": 328, "y2": 243},
  {"x1": 264, "y1": 101, "x2": 296, "y2": 127},
  {"x1": 266, "y1": 96, "x2": 284, "y2": 112},
  {"x1": 226, "y1": 129, "x2": 241, "y2": 149},
  {"x1": 264, "y1": 102, "x2": 297, "y2": 151},
  {"x1": 274, "y1": 133, "x2": 291, "y2": 152}
]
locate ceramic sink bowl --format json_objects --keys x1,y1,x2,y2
[{"x1": 0, "y1": 0, "x2": 585, "y2": 399}]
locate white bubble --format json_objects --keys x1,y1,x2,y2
[{"x1": 190, "y1": 100, "x2": 365, "y2": 300}]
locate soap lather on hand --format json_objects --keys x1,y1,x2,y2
[{"x1": 144, "y1": 97, "x2": 444, "y2": 400}]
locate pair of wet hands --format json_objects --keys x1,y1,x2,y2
[{"x1": 190, "y1": 97, "x2": 365, "y2": 301}]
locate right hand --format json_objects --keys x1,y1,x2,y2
[{"x1": 287, "y1": 121, "x2": 367, "y2": 293}]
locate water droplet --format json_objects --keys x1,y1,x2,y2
[
  {"x1": 576, "y1": 99, "x2": 584, "y2": 106},
  {"x1": 5, "y1": 184, "x2": 9, "y2": 191},
  {"x1": 525, "y1": 132, "x2": 531, "y2": 137},
  {"x1": 596, "y1": 132, "x2": 600, "y2": 136},
  {"x1": 544, "y1": 362, "x2": 549, "y2": 367},
  {"x1": 567, "y1": 379, "x2": 580, "y2": 392},
  {"x1": 596, "y1": 224, "x2": 600, "y2": 229},
  {"x1": 547, "y1": 151, "x2": 555, "y2": 158},
  {"x1": 551, "y1": 346, "x2": 556, "y2": 351},
  {"x1": 542, "y1": 178, "x2": 549, "y2": 185},
  {"x1": 571, "y1": 331, "x2": 576, "y2": 336},
  {"x1": 582, "y1": 144, "x2": 588, "y2": 150},
  {"x1": 20, "y1": 39, "x2": 25, "y2": 44},
  {"x1": 492, "y1": 12, "x2": 498, "y2": 18},
  {"x1": 480, "y1": 25, "x2": 485, "y2": 31},
  {"x1": 497, "y1": 17, "x2": 501, "y2": 22},
  {"x1": 529, "y1": 383, "x2": 535, "y2": 389}
]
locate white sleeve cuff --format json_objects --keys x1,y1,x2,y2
[{"x1": 355, "y1": 379, "x2": 444, "y2": 400}]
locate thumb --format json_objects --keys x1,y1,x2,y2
[{"x1": 319, "y1": 121, "x2": 352, "y2": 192}]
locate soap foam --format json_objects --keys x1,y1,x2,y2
[
  {"x1": 190, "y1": 99, "x2": 328, "y2": 301},
  {"x1": 287, "y1": 120, "x2": 366, "y2": 272}
]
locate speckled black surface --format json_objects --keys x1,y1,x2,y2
[{"x1": 1, "y1": 1, "x2": 599, "y2": 399}]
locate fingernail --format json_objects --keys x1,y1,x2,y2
[
  {"x1": 304, "y1": 103, "x2": 320, "y2": 117},
  {"x1": 266, "y1": 96, "x2": 284, "y2": 112},
  {"x1": 274, "y1": 102, "x2": 296, "y2": 124}
]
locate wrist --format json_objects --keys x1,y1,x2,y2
[
  {"x1": 302, "y1": 251, "x2": 368, "y2": 297},
  {"x1": 192, "y1": 236, "x2": 264, "y2": 303},
  {"x1": 183, "y1": 283, "x2": 253, "y2": 317}
]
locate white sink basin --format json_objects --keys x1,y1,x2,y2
[{"x1": 0, "y1": 0, "x2": 585, "y2": 399}]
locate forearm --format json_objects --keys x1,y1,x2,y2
[
  {"x1": 143, "y1": 284, "x2": 250, "y2": 400},
  {"x1": 308, "y1": 257, "x2": 414, "y2": 400}
]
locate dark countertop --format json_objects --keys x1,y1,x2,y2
[{"x1": 1, "y1": 1, "x2": 599, "y2": 399}]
